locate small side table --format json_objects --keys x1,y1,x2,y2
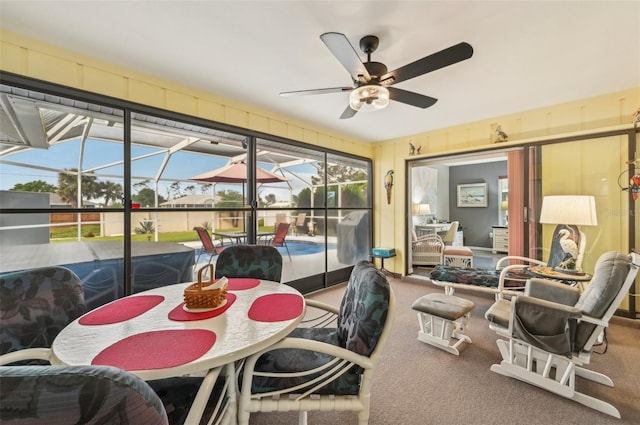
[
  {"x1": 527, "y1": 266, "x2": 592, "y2": 291},
  {"x1": 371, "y1": 248, "x2": 397, "y2": 278}
]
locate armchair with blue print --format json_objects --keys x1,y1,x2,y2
[
  {"x1": 0, "y1": 365, "x2": 168, "y2": 424},
  {"x1": 214, "y1": 244, "x2": 283, "y2": 282},
  {"x1": 0, "y1": 266, "x2": 86, "y2": 365},
  {"x1": 237, "y1": 261, "x2": 396, "y2": 425}
]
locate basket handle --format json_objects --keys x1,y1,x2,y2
[{"x1": 197, "y1": 264, "x2": 214, "y2": 288}]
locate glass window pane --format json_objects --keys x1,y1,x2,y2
[
  {"x1": 0, "y1": 86, "x2": 124, "y2": 210},
  {"x1": 130, "y1": 113, "x2": 248, "y2": 210},
  {"x1": 326, "y1": 153, "x2": 371, "y2": 209}
]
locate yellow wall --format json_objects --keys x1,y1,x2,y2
[
  {"x1": 2, "y1": 29, "x2": 639, "y2": 276},
  {"x1": 0, "y1": 30, "x2": 372, "y2": 159},
  {"x1": 373, "y1": 89, "x2": 640, "y2": 274}
]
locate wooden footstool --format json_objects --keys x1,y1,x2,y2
[{"x1": 411, "y1": 293, "x2": 475, "y2": 355}]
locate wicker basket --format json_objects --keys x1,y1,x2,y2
[{"x1": 184, "y1": 265, "x2": 228, "y2": 309}]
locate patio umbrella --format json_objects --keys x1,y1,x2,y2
[
  {"x1": 190, "y1": 161, "x2": 287, "y2": 184},
  {"x1": 190, "y1": 161, "x2": 288, "y2": 233}
]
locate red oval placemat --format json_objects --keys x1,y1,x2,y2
[
  {"x1": 79, "y1": 295, "x2": 164, "y2": 325},
  {"x1": 168, "y1": 293, "x2": 237, "y2": 321},
  {"x1": 92, "y1": 329, "x2": 216, "y2": 371},
  {"x1": 248, "y1": 293, "x2": 304, "y2": 322},
  {"x1": 227, "y1": 277, "x2": 260, "y2": 290}
]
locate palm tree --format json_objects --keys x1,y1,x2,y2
[
  {"x1": 98, "y1": 180, "x2": 123, "y2": 207},
  {"x1": 57, "y1": 168, "x2": 100, "y2": 207}
]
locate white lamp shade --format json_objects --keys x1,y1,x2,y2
[
  {"x1": 539, "y1": 195, "x2": 598, "y2": 226},
  {"x1": 415, "y1": 203, "x2": 431, "y2": 215}
]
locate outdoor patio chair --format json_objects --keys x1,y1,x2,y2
[
  {"x1": 214, "y1": 244, "x2": 283, "y2": 282},
  {"x1": 0, "y1": 365, "x2": 168, "y2": 425},
  {"x1": 293, "y1": 212, "x2": 307, "y2": 235},
  {"x1": 194, "y1": 226, "x2": 225, "y2": 266},
  {"x1": 484, "y1": 251, "x2": 640, "y2": 418},
  {"x1": 262, "y1": 222, "x2": 292, "y2": 261},
  {"x1": 237, "y1": 261, "x2": 396, "y2": 425}
]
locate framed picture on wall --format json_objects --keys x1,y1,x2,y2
[{"x1": 457, "y1": 183, "x2": 488, "y2": 207}]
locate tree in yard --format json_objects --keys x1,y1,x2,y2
[
  {"x1": 132, "y1": 188, "x2": 166, "y2": 207},
  {"x1": 97, "y1": 180, "x2": 123, "y2": 207},
  {"x1": 184, "y1": 185, "x2": 196, "y2": 195},
  {"x1": 216, "y1": 189, "x2": 244, "y2": 227},
  {"x1": 264, "y1": 193, "x2": 277, "y2": 205},
  {"x1": 10, "y1": 180, "x2": 57, "y2": 193},
  {"x1": 167, "y1": 181, "x2": 182, "y2": 200},
  {"x1": 199, "y1": 183, "x2": 212, "y2": 194},
  {"x1": 57, "y1": 168, "x2": 100, "y2": 207}
]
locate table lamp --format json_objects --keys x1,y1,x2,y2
[
  {"x1": 413, "y1": 203, "x2": 431, "y2": 224},
  {"x1": 539, "y1": 195, "x2": 597, "y2": 270}
]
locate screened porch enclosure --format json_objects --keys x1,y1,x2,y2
[{"x1": 0, "y1": 82, "x2": 373, "y2": 309}]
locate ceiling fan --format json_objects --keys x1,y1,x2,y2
[{"x1": 280, "y1": 32, "x2": 473, "y2": 119}]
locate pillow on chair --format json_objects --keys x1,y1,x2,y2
[{"x1": 338, "y1": 261, "x2": 390, "y2": 356}]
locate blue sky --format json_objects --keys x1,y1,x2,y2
[{"x1": 1, "y1": 138, "x2": 313, "y2": 203}]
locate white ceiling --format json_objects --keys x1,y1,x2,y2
[{"x1": 1, "y1": 1, "x2": 639, "y2": 143}]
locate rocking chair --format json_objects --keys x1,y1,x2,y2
[{"x1": 485, "y1": 251, "x2": 640, "y2": 418}]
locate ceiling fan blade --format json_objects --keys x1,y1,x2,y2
[
  {"x1": 339, "y1": 105, "x2": 358, "y2": 119},
  {"x1": 320, "y1": 32, "x2": 371, "y2": 83},
  {"x1": 388, "y1": 87, "x2": 438, "y2": 108},
  {"x1": 380, "y1": 42, "x2": 473, "y2": 86},
  {"x1": 280, "y1": 87, "x2": 353, "y2": 97}
]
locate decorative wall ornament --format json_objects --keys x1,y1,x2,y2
[
  {"x1": 384, "y1": 170, "x2": 394, "y2": 204},
  {"x1": 495, "y1": 125, "x2": 508, "y2": 143},
  {"x1": 409, "y1": 142, "x2": 422, "y2": 156},
  {"x1": 618, "y1": 158, "x2": 640, "y2": 200}
]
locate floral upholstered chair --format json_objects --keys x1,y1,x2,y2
[
  {"x1": 0, "y1": 365, "x2": 168, "y2": 424},
  {"x1": 238, "y1": 260, "x2": 396, "y2": 425},
  {"x1": 0, "y1": 266, "x2": 86, "y2": 363},
  {"x1": 214, "y1": 244, "x2": 283, "y2": 282}
]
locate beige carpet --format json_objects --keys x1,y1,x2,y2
[{"x1": 248, "y1": 275, "x2": 640, "y2": 425}]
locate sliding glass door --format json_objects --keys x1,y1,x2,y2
[{"x1": 407, "y1": 130, "x2": 637, "y2": 318}]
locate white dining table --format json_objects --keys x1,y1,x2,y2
[{"x1": 51, "y1": 278, "x2": 305, "y2": 424}]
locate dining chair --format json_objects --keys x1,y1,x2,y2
[
  {"x1": 0, "y1": 266, "x2": 86, "y2": 364},
  {"x1": 194, "y1": 226, "x2": 226, "y2": 266},
  {"x1": 0, "y1": 267, "x2": 231, "y2": 425},
  {"x1": 261, "y1": 222, "x2": 292, "y2": 261},
  {"x1": 237, "y1": 260, "x2": 396, "y2": 425},
  {"x1": 0, "y1": 365, "x2": 169, "y2": 425},
  {"x1": 214, "y1": 244, "x2": 283, "y2": 282}
]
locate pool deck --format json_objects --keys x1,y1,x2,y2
[{"x1": 185, "y1": 235, "x2": 348, "y2": 283}]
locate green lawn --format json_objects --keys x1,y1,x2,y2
[{"x1": 50, "y1": 225, "x2": 276, "y2": 243}]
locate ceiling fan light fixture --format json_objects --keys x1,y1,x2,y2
[{"x1": 349, "y1": 85, "x2": 390, "y2": 112}]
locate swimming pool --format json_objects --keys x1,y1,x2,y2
[
  {"x1": 195, "y1": 241, "x2": 336, "y2": 258},
  {"x1": 276, "y1": 241, "x2": 336, "y2": 256}
]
